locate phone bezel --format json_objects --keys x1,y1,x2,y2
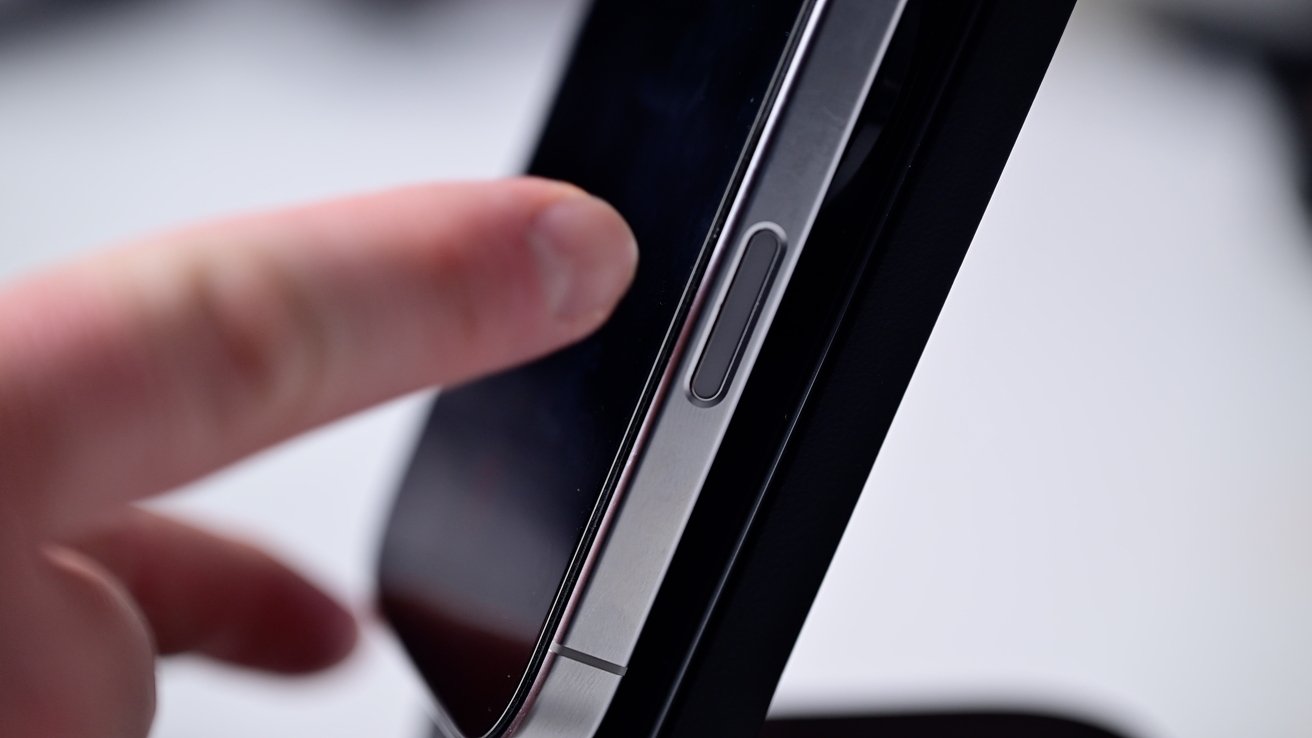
[
  {"x1": 391, "y1": 1, "x2": 911, "y2": 735},
  {"x1": 494, "y1": 1, "x2": 909, "y2": 736},
  {"x1": 598, "y1": 1, "x2": 1078, "y2": 735}
]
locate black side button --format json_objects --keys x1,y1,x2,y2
[{"x1": 691, "y1": 228, "x2": 783, "y2": 404}]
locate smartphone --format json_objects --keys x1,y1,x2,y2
[{"x1": 378, "y1": 1, "x2": 908, "y2": 736}]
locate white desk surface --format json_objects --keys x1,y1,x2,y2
[{"x1": 1, "y1": 2, "x2": 1309, "y2": 737}]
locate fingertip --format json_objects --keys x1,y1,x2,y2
[
  {"x1": 528, "y1": 190, "x2": 639, "y2": 329},
  {"x1": 393, "y1": 177, "x2": 639, "y2": 387},
  {"x1": 317, "y1": 596, "x2": 361, "y2": 669},
  {"x1": 281, "y1": 587, "x2": 360, "y2": 674},
  {"x1": 229, "y1": 575, "x2": 361, "y2": 675}
]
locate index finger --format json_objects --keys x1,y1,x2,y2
[{"x1": 0, "y1": 178, "x2": 637, "y2": 526}]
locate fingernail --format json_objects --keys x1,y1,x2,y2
[{"x1": 529, "y1": 193, "x2": 638, "y2": 323}]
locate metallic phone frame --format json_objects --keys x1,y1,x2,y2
[{"x1": 425, "y1": 1, "x2": 907, "y2": 735}]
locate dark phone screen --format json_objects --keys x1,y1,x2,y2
[{"x1": 378, "y1": 2, "x2": 808, "y2": 736}]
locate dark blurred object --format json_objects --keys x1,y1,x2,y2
[
  {"x1": 1143, "y1": 0, "x2": 1312, "y2": 214},
  {"x1": 1269, "y1": 59, "x2": 1312, "y2": 213},
  {"x1": 0, "y1": 0, "x2": 158, "y2": 44},
  {"x1": 0, "y1": 0, "x2": 144, "y2": 25},
  {"x1": 759, "y1": 712, "x2": 1135, "y2": 738},
  {"x1": 0, "y1": 0, "x2": 430, "y2": 44},
  {"x1": 1131, "y1": 0, "x2": 1312, "y2": 57}
]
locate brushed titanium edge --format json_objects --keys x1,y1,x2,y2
[{"x1": 498, "y1": 1, "x2": 908, "y2": 735}]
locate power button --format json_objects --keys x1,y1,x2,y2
[{"x1": 690, "y1": 228, "x2": 783, "y2": 404}]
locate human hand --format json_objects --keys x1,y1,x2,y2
[{"x1": 0, "y1": 178, "x2": 638, "y2": 737}]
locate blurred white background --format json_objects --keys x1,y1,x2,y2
[{"x1": 2, "y1": 2, "x2": 1310, "y2": 737}]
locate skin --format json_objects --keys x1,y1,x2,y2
[{"x1": 0, "y1": 177, "x2": 639, "y2": 738}]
